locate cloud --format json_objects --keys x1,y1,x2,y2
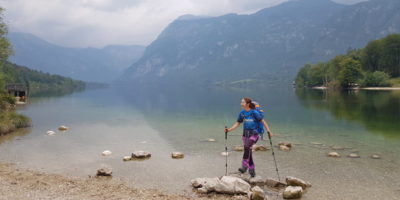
[{"x1": 0, "y1": 0, "x2": 367, "y2": 48}]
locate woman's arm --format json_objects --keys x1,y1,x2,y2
[
  {"x1": 225, "y1": 122, "x2": 240, "y2": 133},
  {"x1": 262, "y1": 119, "x2": 273, "y2": 138}
]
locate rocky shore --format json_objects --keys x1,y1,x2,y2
[{"x1": 0, "y1": 163, "x2": 232, "y2": 200}]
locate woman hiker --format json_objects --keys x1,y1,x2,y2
[{"x1": 225, "y1": 97, "x2": 272, "y2": 177}]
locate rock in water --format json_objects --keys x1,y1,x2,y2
[
  {"x1": 206, "y1": 138, "x2": 216, "y2": 142},
  {"x1": 249, "y1": 176, "x2": 265, "y2": 186},
  {"x1": 280, "y1": 145, "x2": 290, "y2": 151},
  {"x1": 328, "y1": 152, "x2": 340, "y2": 157},
  {"x1": 249, "y1": 186, "x2": 265, "y2": 200},
  {"x1": 132, "y1": 151, "x2": 151, "y2": 159},
  {"x1": 253, "y1": 145, "x2": 269, "y2": 151},
  {"x1": 348, "y1": 153, "x2": 360, "y2": 158},
  {"x1": 331, "y1": 146, "x2": 345, "y2": 150},
  {"x1": 286, "y1": 176, "x2": 311, "y2": 189},
  {"x1": 102, "y1": 150, "x2": 112, "y2": 156},
  {"x1": 171, "y1": 152, "x2": 184, "y2": 159},
  {"x1": 233, "y1": 146, "x2": 244, "y2": 151},
  {"x1": 46, "y1": 131, "x2": 55, "y2": 136},
  {"x1": 214, "y1": 176, "x2": 251, "y2": 194},
  {"x1": 278, "y1": 142, "x2": 292, "y2": 148},
  {"x1": 221, "y1": 151, "x2": 229, "y2": 156},
  {"x1": 371, "y1": 154, "x2": 381, "y2": 159},
  {"x1": 58, "y1": 125, "x2": 69, "y2": 131},
  {"x1": 265, "y1": 178, "x2": 287, "y2": 188},
  {"x1": 122, "y1": 156, "x2": 132, "y2": 161},
  {"x1": 283, "y1": 186, "x2": 303, "y2": 199},
  {"x1": 96, "y1": 167, "x2": 112, "y2": 176}
]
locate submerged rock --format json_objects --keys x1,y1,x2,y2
[
  {"x1": 96, "y1": 167, "x2": 112, "y2": 176},
  {"x1": 171, "y1": 152, "x2": 184, "y2": 159},
  {"x1": 249, "y1": 186, "x2": 265, "y2": 200},
  {"x1": 328, "y1": 152, "x2": 340, "y2": 157},
  {"x1": 265, "y1": 178, "x2": 287, "y2": 188},
  {"x1": 331, "y1": 146, "x2": 345, "y2": 150},
  {"x1": 221, "y1": 152, "x2": 229, "y2": 156},
  {"x1": 283, "y1": 186, "x2": 303, "y2": 199},
  {"x1": 102, "y1": 150, "x2": 112, "y2": 156},
  {"x1": 214, "y1": 176, "x2": 251, "y2": 194},
  {"x1": 132, "y1": 151, "x2": 151, "y2": 159},
  {"x1": 278, "y1": 142, "x2": 292, "y2": 151},
  {"x1": 371, "y1": 154, "x2": 381, "y2": 159},
  {"x1": 253, "y1": 145, "x2": 269, "y2": 151},
  {"x1": 286, "y1": 176, "x2": 311, "y2": 189},
  {"x1": 122, "y1": 156, "x2": 132, "y2": 161},
  {"x1": 233, "y1": 146, "x2": 244, "y2": 151},
  {"x1": 348, "y1": 153, "x2": 360, "y2": 158},
  {"x1": 58, "y1": 125, "x2": 69, "y2": 131},
  {"x1": 310, "y1": 142, "x2": 323, "y2": 145},
  {"x1": 46, "y1": 131, "x2": 55, "y2": 136},
  {"x1": 206, "y1": 138, "x2": 216, "y2": 142}
]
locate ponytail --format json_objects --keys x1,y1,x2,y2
[{"x1": 243, "y1": 97, "x2": 256, "y2": 109}]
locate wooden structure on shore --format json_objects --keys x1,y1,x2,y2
[{"x1": 6, "y1": 84, "x2": 28, "y2": 104}]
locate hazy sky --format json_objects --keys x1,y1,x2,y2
[{"x1": 0, "y1": 0, "x2": 367, "y2": 48}]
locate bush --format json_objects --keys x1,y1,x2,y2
[{"x1": 361, "y1": 71, "x2": 391, "y2": 87}]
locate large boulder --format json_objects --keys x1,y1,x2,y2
[
  {"x1": 96, "y1": 167, "x2": 112, "y2": 176},
  {"x1": 283, "y1": 186, "x2": 303, "y2": 199},
  {"x1": 286, "y1": 176, "x2": 311, "y2": 189},
  {"x1": 214, "y1": 176, "x2": 251, "y2": 194},
  {"x1": 249, "y1": 176, "x2": 265, "y2": 186},
  {"x1": 249, "y1": 186, "x2": 265, "y2": 200},
  {"x1": 191, "y1": 177, "x2": 220, "y2": 192},
  {"x1": 132, "y1": 151, "x2": 151, "y2": 159}
]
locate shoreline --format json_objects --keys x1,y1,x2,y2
[
  {"x1": 311, "y1": 86, "x2": 400, "y2": 90},
  {"x1": 0, "y1": 162, "x2": 233, "y2": 200}
]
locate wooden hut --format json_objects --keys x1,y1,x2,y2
[{"x1": 6, "y1": 84, "x2": 28, "y2": 103}]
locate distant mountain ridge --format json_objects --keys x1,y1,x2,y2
[
  {"x1": 122, "y1": 0, "x2": 400, "y2": 86},
  {"x1": 8, "y1": 32, "x2": 145, "y2": 83}
]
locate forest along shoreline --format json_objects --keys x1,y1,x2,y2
[{"x1": 0, "y1": 162, "x2": 233, "y2": 200}]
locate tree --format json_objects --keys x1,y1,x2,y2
[
  {"x1": 379, "y1": 34, "x2": 400, "y2": 77},
  {"x1": 338, "y1": 58, "x2": 363, "y2": 87},
  {"x1": 361, "y1": 71, "x2": 391, "y2": 87}
]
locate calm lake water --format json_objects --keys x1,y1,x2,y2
[{"x1": 0, "y1": 85, "x2": 399, "y2": 199}]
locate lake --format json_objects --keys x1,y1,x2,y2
[{"x1": 0, "y1": 85, "x2": 399, "y2": 199}]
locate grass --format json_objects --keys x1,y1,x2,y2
[
  {"x1": 0, "y1": 94, "x2": 31, "y2": 135},
  {"x1": 389, "y1": 78, "x2": 400, "y2": 87}
]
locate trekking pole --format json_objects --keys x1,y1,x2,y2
[
  {"x1": 267, "y1": 131, "x2": 281, "y2": 181},
  {"x1": 224, "y1": 126, "x2": 228, "y2": 176}
]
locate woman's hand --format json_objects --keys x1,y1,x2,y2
[
  {"x1": 267, "y1": 131, "x2": 273, "y2": 138},
  {"x1": 225, "y1": 128, "x2": 230, "y2": 133}
]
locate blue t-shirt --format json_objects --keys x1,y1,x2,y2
[{"x1": 237, "y1": 109, "x2": 263, "y2": 130}]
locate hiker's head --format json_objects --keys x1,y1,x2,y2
[{"x1": 241, "y1": 97, "x2": 256, "y2": 110}]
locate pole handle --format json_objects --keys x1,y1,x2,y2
[{"x1": 225, "y1": 126, "x2": 228, "y2": 139}]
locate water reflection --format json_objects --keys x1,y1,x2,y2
[{"x1": 295, "y1": 89, "x2": 400, "y2": 138}]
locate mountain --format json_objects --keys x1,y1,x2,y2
[
  {"x1": 8, "y1": 32, "x2": 145, "y2": 83},
  {"x1": 121, "y1": 0, "x2": 400, "y2": 86}
]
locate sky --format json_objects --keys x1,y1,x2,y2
[{"x1": 0, "y1": 0, "x2": 367, "y2": 48}]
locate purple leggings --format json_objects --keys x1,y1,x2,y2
[{"x1": 242, "y1": 133, "x2": 259, "y2": 170}]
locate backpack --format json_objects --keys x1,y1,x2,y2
[{"x1": 252, "y1": 101, "x2": 264, "y2": 135}]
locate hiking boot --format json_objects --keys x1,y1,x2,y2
[
  {"x1": 238, "y1": 167, "x2": 247, "y2": 174},
  {"x1": 249, "y1": 169, "x2": 256, "y2": 177}
]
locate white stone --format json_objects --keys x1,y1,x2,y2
[
  {"x1": 283, "y1": 186, "x2": 303, "y2": 199},
  {"x1": 371, "y1": 154, "x2": 381, "y2": 159},
  {"x1": 249, "y1": 176, "x2": 265, "y2": 186},
  {"x1": 122, "y1": 156, "x2": 131, "y2": 161},
  {"x1": 280, "y1": 145, "x2": 290, "y2": 151},
  {"x1": 214, "y1": 176, "x2": 251, "y2": 194},
  {"x1": 191, "y1": 177, "x2": 220, "y2": 192},
  {"x1": 221, "y1": 151, "x2": 229, "y2": 156},
  {"x1": 328, "y1": 152, "x2": 340, "y2": 157},
  {"x1": 46, "y1": 131, "x2": 55, "y2": 136},
  {"x1": 206, "y1": 138, "x2": 216, "y2": 142},
  {"x1": 102, "y1": 150, "x2": 112, "y2": 156},
  {"x1": 171, "y1": 152, "x2": 184, "y2": 159},
  {"x1": 348, "y1": 153, "x2": 360, "y2": 158},
  {"x1": 265, "y1": 178, "x2": 287, "y2": 188}
]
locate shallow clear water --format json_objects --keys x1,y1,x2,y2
[{"x1": 0, "y1": 86, "x2": 399, "y2": 199}]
